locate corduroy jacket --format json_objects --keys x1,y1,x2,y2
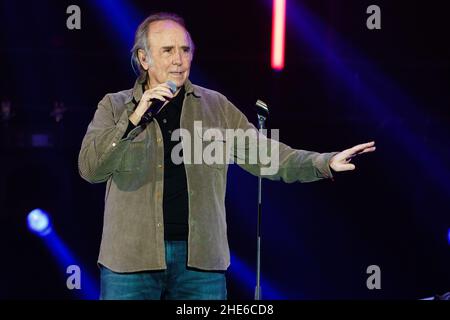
[{"x1": 78, "y1": 77, "x2": 337, "y2": 272}]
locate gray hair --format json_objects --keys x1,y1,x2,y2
[{"x1": 131, "y1": 12, "x2": 195, "y2": 77}]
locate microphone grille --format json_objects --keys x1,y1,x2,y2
[
  {"x1": 255, "y1": 99, "x2": 269, "y2": 113},
  {"x1": 167, "y1": 80, "x2": 177, "y2": 94}
]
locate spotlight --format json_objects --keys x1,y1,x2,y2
[{"x1": 27, "y1": 209, "x2": 52, "y2": 236}]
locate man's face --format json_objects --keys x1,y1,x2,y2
[{"x1": 145, "y1": 20, "x2": 193, "y2": 89}]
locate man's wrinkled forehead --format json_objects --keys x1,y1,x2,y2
[{"x1": 147, "y1": 20, "x2": 190, "y2": 46}]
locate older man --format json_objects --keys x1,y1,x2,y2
[{"x1": 78, "y1": 12, "x2": 375, "y2": 300}]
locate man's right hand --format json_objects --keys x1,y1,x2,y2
[{"x1": 129, "y1": 82, "x2": 176, "y2": 125}]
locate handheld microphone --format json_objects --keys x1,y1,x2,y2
[{"x1": 139, "y1": 80, "x2": 177, "y2": 126}]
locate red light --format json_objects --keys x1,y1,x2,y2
[{"x1": 271, "y1": 0, "x2": 286, "y2": 71}]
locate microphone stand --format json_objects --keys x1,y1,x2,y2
[{"x1": 254, "y1": 100, "x2": 268, "y2": 300}]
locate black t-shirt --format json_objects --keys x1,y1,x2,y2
[{"x1": 154, "y1": 86, "x2": 189, "y2": 240}]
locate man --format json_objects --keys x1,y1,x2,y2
[{"x1": 78, "y1": 12, "x2": 375, "y2": 300}]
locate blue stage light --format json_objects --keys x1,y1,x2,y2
[
  {"x1": 229, "y1": 253, "x2": 285, "y2": 299},
  {"x1": 27, "y1": 209, "x2": 52, "y2": 236}
]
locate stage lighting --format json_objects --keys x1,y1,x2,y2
[
  {"x1": 27, "y1": 209, "x2": 52, "y2": 236},
  {"x1": 271, "y1": 0, "x2": 286, "y2": 71}
]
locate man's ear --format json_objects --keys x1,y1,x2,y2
[{"x1": 138, "y1": 49, "x2": 150, "y2": 71}]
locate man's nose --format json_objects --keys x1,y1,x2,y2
[{"x1": 172, "y1": 49, "x2": 182, "y2": 65}]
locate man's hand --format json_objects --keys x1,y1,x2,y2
[
  {"x1": 129, "y1": 83, "x2": 175, "y2": 125},
  {"x1": 329, "y1": 141, "x2": 376, "y2": 172}
]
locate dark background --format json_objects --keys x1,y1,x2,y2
[{"x1": 0, "y1": 0, "x2": 449, "y2": 299}]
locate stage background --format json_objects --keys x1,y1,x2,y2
[{"x1": 0, "y1": 0, "x2": 449, "y2": 299}]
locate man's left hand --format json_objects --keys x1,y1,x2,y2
[{"x1": 329, "y1": 141, "x2": 376, "y2": 172}]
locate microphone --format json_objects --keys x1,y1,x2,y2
[
  {"x1": 255, "y1": 99, "x2": 269, "y2": 129},
  {"x1": 254, "y1": 98, "x2": 269, "y2": 301},
  {"x1": 139, "y1": 80, "x2": 177, "y2": 126}
]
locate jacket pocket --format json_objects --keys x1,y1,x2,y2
[{"x1": 117, "y1": 140, "x2": 147, "y2": 172}]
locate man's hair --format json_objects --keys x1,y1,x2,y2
[{"x1": 130, "y1": 12, "x2": 195, "y2": 77}]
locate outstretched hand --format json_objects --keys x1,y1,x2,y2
[{"x1": 329, "y1": 141, "x2": 376, "y2": 172}]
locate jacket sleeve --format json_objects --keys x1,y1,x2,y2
[
  {"x1": 221, "y1": 97, "x2": 338, "y2": 183},
  {"x1": 78, "y1": 95, "x2": 135, "y2": 183}
]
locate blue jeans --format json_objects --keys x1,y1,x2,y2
[{"x1": 99, "y1": 241, "x2": 227, "y2": 300}]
